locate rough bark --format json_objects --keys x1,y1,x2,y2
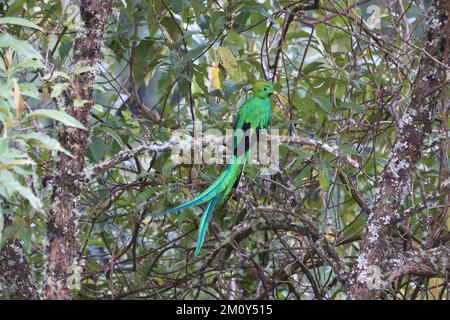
[
  {"x1": 350, "y1": 0, "x2": 450, "y2": 299},
  {"x1": 386, "y1": 246, "x2": 450, "y2": 283},
  {"x1": 0, "y1": 216, "x2": 40, "y2": 300},
  {"x1": 45, "y1": 0, "x2": 112, "y2": 300}
]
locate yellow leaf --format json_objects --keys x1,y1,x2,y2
[
  {"x1": 42, "y1": 85, "x2": 50, "y2": 100},
  {"x1": 210, "y1": 63, "x2": 221, "y2": 89},
  {"x1": 6, "y1": 111, "x2": 14, "y2": 129},
  {"x1": 3, "y1": 49, "x2": 12, "y2": 69},
  {"x1": 217, "y1": 47, "x2": 240, "y2": 80},
  {"x1": 276, "y1": 94, "x2": 289, "y2": 105},
  {"x1": 427, "y1": 278, "x2": 445, "y2": 300},
  {"x1": 312, "y1": 168, "x2": 319, "y2": 178},
  {"x1": 0, "y1": 108, "x2": 14, "y2": 129},
  {"x1": 14, "y1": 80, "x2": 24, "y2": 118},
  {"x1": 325, "y1": 233, "x2": 335, "y2": 242},
  {"x1": 142, "y1": 216, "x2": 152, "y2": 226},
  {"x1": 0, "y1": 159, "x2": 35, "y2": 169}
]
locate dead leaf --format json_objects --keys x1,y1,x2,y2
[{"x1": 14, "y1": 80, "x2": 25, "y2": 118}]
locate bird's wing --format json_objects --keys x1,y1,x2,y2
[{"x1": 232, "y1": 98, "x2": 270, "y2": 158}]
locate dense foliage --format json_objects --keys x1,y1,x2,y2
[{"x1": 0, "y1": 0, "x2": 449, "y2": 299}]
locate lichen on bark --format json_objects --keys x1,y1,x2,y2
[
  {"x1": 45, "y1": 0, "x2": 113, "y2": 300},
  {"x1": 350, "y1": 0, "x2": 450, "y2": 299},
  {"x1": 0, "y1": 216, "x2": 40, "y2": 300}
]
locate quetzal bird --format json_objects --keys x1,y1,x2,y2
[{"x1": 154, "y1": 81, "x2": 275, "y2": 255}]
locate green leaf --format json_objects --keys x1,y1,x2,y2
[
  {"x1": 25, "y1": 109, "x2": 87, "y2": 130},
  {"x1": 16, "y1": 132, "x2": 72, "y2": 157},
  {"x1": 0, "y1": 171, "x2": 42, "y2": 210},
  {"x1": 135, "y1": 187, "x2": 157, "y2": 205},
  {"x1": 337, "y1": 144, "x2": 362, "y2": 157},
  {"x1": 318, "y1": 160, "x2": 332, "y2": 191},
  {"x1": 8, "y1": 59, "x2": 45, "y2": 75},
  {"x1": 100, "y1": 127, "x2": 124, "y2": 148},
  {"x1": 166, "y1": 0, "x2": 184, "y2": 13},
  {"x1": 15, "y1": 184, "x2": 42, "y2": 210},
  {"x1": 0, "y1": 33, "x2": 42, "y2": 61},
  {"x1": 0, "y1": 139, "x2": 7, "y2": 154},
  {"x1": 74, "y1": 66, "x2": 96, "y2": 75},
  {"x1": 88, "y1": 137, "x2": 107, "y2": 162},
  {"x1": 132, "y1": 39, "x2": 163, "y2": 84},
  {"x1": 6, "y1": 0, "x2": 26, "y2": 15},
  {"x1": 50, "y1": 83, "x2": 70, "y2": 98},
  {"x1": 161, "y1": 16, "x2": 181, "y2": 41},
  {"x1": 18, "y1": 83, "x2": 40, "y2": 99},
  {"x1": 0, "y1": 146, "x2": 26, "y2": 160},
  {"x1": 318, "y1": 169, "x2": 330, "y2": 191},
  {"x1": 0, "y1": 17, "x2": 43, "y2": 31},
  {"x1": 340, "y1": 101, "x2": 365, "y2": 112},
  {"x1": 162, "y1": 160, "x2": 176, "y2": 177},
  {"x1": 178, "y1": 44, "x2": 209, "y2": 65},
  {"x1": 241, "y1": 4, "x2": 275, "y2": 22},
  {"x1": 311, "y1": 95, "x2": 332, "y2": 113},
  {"x1": 293, "y1": 164, "x2": 312, "y2": 188},
  {"x1": 92, "y1": 104, "x2": 103, "y2": 112},
  {"x1": 74, "y1": 99, "x2": 89, "y2": 108},
  {"x1": 0, "y1": 159, "x2": 35, "y2": 170},
  {"x1": 42, "y1": 71, "x2": 70, "y2": 81},
  {"x1": 340, "y1": 211, "x2": 367, "y2": 242},
  {"x1": 217, "y1": 47, "x2": 240, "y2": 80}
]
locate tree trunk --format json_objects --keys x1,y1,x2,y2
[
  {"x1": 45, "y1": 0, "x2": 113, "y2": 300},
  {"x1": 349, "y1": 0, "x2": 450, "y2": 299}
]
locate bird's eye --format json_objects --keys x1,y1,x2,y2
[{"x1": 264, "y1": 87, "x2": 267, "y2": 91}]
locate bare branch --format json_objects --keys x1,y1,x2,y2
[
  {"x1": 387, "y1": 246, "x2": 450, "y2": 282},
  {"x1": 281, "y1": 136, "x2": 360, "y2": 169}
]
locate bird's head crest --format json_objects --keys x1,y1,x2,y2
[{"x1": 252, "y1": 81, "x2": 275, "y2": 98}]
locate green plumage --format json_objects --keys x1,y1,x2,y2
[{"x1": 153, "y1": 81, "x2": 275, "y2": 255}]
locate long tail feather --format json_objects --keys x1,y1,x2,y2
[
  {"x1": 194, "y1": 191, "x2": 224, "y2": 256},
  {"x1": 153, "y1": 161, "x2": 241, "y2": 216},
  {"x1": 153, "y1": 157, "x2": 245, "y2": 255},
  {"x1": 194, "y1": 161, "x2": 244, "y2": 255}
]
